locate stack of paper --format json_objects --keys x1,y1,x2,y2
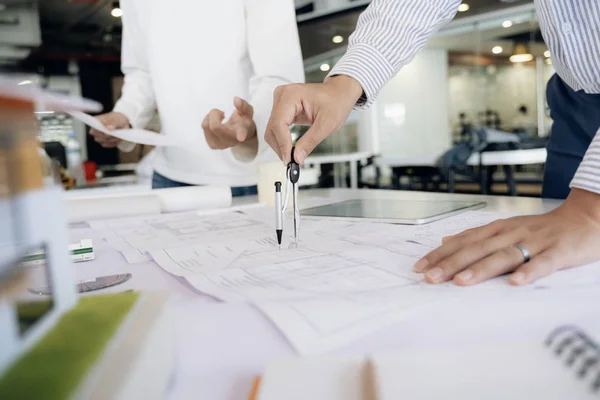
[{"x1": 90, "y1": 208, "x2": 600, "y2": 355}]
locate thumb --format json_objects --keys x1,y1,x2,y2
[
  {"x1": 105, "y1": 125, "x2": 116, "y2": 131},
  {"x1": 234, "y1": 97, "x2": 254, "y2": 117},
  {"x1": 294, "y1": 116, "x2": 334, "y2": 165},
  {"x1": 234, "y1": 126, "x2": 248, "y2": 142}
]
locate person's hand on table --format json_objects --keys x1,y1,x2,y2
[
  {"x1": 202, "y1": 97, "x2": 257, "y2": 151},
  {"x1": 89, "y1": 111, "x2": 130, "y2": 148},
  {"x1": 264, "y1": 75, "x2": 364, "y2": 165},
  {"x1": 413, "y1": 188, "x2": 600, "y2": 286}
]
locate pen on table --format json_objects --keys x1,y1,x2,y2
[{"x1": 275, "y1": 181, "x2": 283, "y2": 248}]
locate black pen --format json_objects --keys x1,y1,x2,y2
[{"x1": 275, "y1": 181, "x2": 283, "y2": 246}]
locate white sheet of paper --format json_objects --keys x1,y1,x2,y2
[
  {"x1": 257, "y1": 355, "x2": 366, "y2": 400},
  {"x1": 149, "y1": 245, "x2": 244, "y2": 276},
  {"x1": 67, "y1": 110, "x2": 185, "y2": 147},
  {"x1": 257, "y1": 293, "x2": 444, "y2": 355},
  {"x1": 406, "y1": 210, "x2": 518, "y2": 246},
  {"x1": 94, "y1": 210, "x2": 273, "y2": 264}
]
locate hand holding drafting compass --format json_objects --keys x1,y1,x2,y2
[{"x1": 274, "y1": 147, "x2": 300, "y2": 247}]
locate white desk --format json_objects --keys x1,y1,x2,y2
[
  {"x1": 376, "y1": 148, "x2": 547, "y2": 168},
  {"x1": 305, "y1": 152, "x2": 373, "y2": 189},
  {"x1": 376, "y1": 148, "x2": 548, "y2": 195},
  {"x1": 65, "y1": 189, "x2": 600, "y2": 400}
]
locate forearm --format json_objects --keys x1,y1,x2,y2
[
  {"x1": 113, "y1": 72, "x2": 156, "y2": 129},
  {"x1": 328, "y1": 0, "x2": 461, "y2": 108}
]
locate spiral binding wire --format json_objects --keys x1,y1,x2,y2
[{"x1": 545, "y1": 325, "x2": 600, "y2": 392}]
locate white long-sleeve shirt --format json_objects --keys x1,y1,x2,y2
[
  {"x1": 114, "y1": 0, "x2": 304, "y2": 187},
  {"x1": 330, "y1": 0, "x2": 600, "y2": 194}
]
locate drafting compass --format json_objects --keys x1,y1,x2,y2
[{"x1": 280, "y1": 147, "x2": 300, "y2": 244}]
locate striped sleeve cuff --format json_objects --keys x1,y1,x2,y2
[
  {"x1": 570, "y1": 128, "x2": 600, "y2": 194},
  {"x1": 328, "y1": 43, "x2": 395, "y2": 110}
]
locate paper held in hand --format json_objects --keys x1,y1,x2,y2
[{"x1": 67, "y1": 110, "x2": 185, "y2": 147}]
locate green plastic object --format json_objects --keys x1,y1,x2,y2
[{"x1": 0, "y1": 292, "x2": 140, "y2": 399}]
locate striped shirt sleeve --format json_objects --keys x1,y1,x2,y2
[
  {"x1": 571, "y1": 128, "x2": 600, "y2": 194},
  {"x1": 328, "y1": 0, "x2": 461, "y2": 109}
]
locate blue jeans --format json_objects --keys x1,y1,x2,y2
[
  {"x1": 543, "y1": 74, "x2": 600, "y2": 199},
  {"x1": 151, "y1": 172, "x2": 258, "y2": 197}
]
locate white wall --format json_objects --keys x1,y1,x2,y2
[
  {"x1": 372, "y1": 49, "x2": 451, "y2": 158},
  {"x1": 448, "y1": 63, "x2": 555, "y2": 134}
]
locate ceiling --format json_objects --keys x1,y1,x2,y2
[
  {"x1": 39, "y1": 0, "x2": 122, "y2": 56},
  {"x1": 0, "y1": 0, "x2": 537, "y2": 70},
  {"x1": 297, "y1": 0, "x2": 534, "y2": 58}
]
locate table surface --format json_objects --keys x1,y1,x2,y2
[{"x1": 64, "y1": 189, "x2": 600, "y2": 400}]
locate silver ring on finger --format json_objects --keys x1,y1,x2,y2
[{"x1": 514, "y1": 243, "x2": 531, "y2": 263}]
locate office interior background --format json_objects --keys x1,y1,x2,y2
[{"x1": 1, "y1": 0, "x2": 552, "y2": 196}]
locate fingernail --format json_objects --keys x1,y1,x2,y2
[
  {"x1": 510, "y1": 272, "x2": 526, "y2": 285},
  {"x1": 295, "y1": 149, "x2": 307, "y2": 165},
  {"x1": 413, "y1": 259, "x2": 429, "y2": 272},
  {"x1": 456, "y1": 270, "x2": 473, "y2": 283},
  {"x1": 425, "y1": 267, "x2": 443, "y2": 283}
]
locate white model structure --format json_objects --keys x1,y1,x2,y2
[{"x1": 0, "y1": 78, "x2": 101, "y2": 375}]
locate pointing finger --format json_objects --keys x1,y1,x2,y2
[
  {"x1": 234, "y1": 126, "x2": 247, "y2": 142},
  {"x1": 266, "y1": 85, "x2": 304, "y2": 164},
  {"x1": 264, "y1": 130, "x2": 282, "y2": 161},
  {"x1": 234, "y1": 97, "x2": 254, "y2": 117},
  {"x1": 207, "y1": 109, "x2": 225, "y2": 127},
  {"x1": 265, "y1": 120, "x2": 292, "y2": 164},
  {"x1": 208, "y1": 110, "x2": 236, "y2": 140}
]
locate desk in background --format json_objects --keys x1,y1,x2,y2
[
  {"x1": 305, "y1": 151, "x2": 374, "y2": 189},
  {"x1": 376, "y1": 148, "x2": 547, "y2": 195}
]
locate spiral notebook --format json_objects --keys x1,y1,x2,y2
[{"x1": 253, "y1": 325, "x2": 600, "y2": 400}]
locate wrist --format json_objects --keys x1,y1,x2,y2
[
  {"x1": 111, "y1": 105, "x2": 134, "y2": 128},
  {"x1": 324, "y1": 75, "x2": 363, "y2": 105},
  {"x1": 561, "y1": 188, "x2": 600, "y2": 223},
  {"x1": 114, "y1": 112, "x2": 131, "y2": 128}
]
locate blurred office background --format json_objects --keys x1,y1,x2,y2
[{"x1": 1, "y1": 0, "x2": 552, "y2": 196}]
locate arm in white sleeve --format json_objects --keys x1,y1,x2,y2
[
  {"x1": 232, "y1": 0, "x2": 305, "y2": 163},
  {"x1": 329, "y1": 0, "x2": 461, "y2": 108},
  {"x1": 113, "y1": 0, "x2": 157, "y2": 152},
  {"x1": 571, "y1": 128, "x2": 600, "y2": 194}
]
